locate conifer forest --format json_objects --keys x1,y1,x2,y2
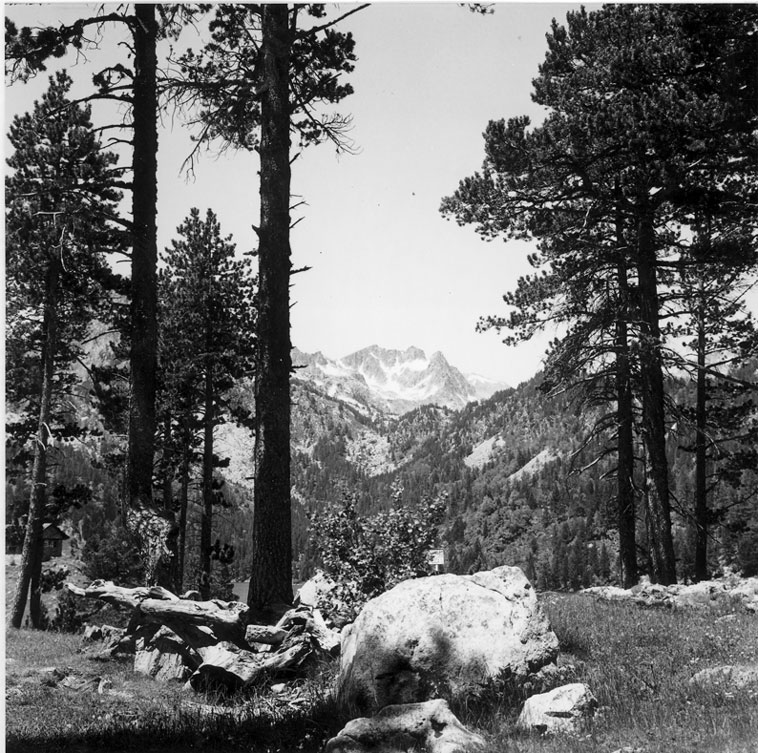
[{"x1": 5, "y1": 3, "x2": 758, "y2": 630}]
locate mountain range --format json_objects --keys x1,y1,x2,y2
[
  {"x1": 13, "y1": 329, "x2": 754, "y2": 591},
  {"x1": 291, "y1": 345, "x2": 509, "y2": 416}
]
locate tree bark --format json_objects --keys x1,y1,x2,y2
[
  {"x1": 126, "y1": 3, "x2": 175, "y2": 586},
  {"x1": 636, "y1": 209, "x2": 677, "y2": 585},
  {"x1": 615, "y1": 191, "x2": 638, "y2": 588},
  {"x1": 200, "y1": 357, "x2": 214, "y2": 599},
  {"x1": 10, "y1": 256, "x2": 60, "y2": 628},
  {"x1": 248, "y1": 4, "x2": 294, "y2": 613},
  {"x1": 177, "y1": 444, "x2": 191, "y2": 593},
  {"x1": 694, "y1": 283, "x2": 708, "y2": 581}
]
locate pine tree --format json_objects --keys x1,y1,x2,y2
[
  {"x1": 6, "y1": 5, "x2": 202, "y2": 586},
  {"x1": 673, "y1": 234, "x2": 758, "y2": 581},
  {"x1": 442, "y1": 4, "x2": 757, "y2": 586},
  {"x1": 169, "y1": 3, "x2": 365, "y2": 612},
  {"x1": 158, "y1": 208, "x2": 256, "y2": 597},
  {"x1": 6, "y1": 72, "x2": 126, "y2": 627}
]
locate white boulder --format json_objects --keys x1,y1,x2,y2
[
  {"x1": 338, "y1": 566, "x2": 558, "y2": 713},
  {"x1": 325, "y1": 699, "x2": 486, "y2": 753},
  {"x1": 517, "y1": 682, "x2": 597, "y2": 734}
]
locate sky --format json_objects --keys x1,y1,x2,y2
[{"x1": 5, "y1": 2, "x2": 594, "y2": 386}]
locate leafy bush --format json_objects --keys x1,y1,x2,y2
[{"x1": 308, "y1": 486, "x2": 446, "y2": 621}]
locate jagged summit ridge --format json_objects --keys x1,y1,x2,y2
[{"x1": 292, "y1": 345, "x2": 509, "y2": 414}]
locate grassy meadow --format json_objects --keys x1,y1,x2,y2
[{"x1": 5, "y1": 593, "x2": 758, "y2": 752}]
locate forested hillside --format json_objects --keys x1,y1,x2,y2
[{"x1": 286, "y1": 364, "x2": 758, "y2": 588}]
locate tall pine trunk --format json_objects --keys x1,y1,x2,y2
[
  {"x1": 615, "y1": 190, "x2": 637, "y2": 588},
  {"x1": 200, "y1": 358, "x2": 214, "y2": 599},
  {"x1": 126, "y1": 3, "x2": 176, "y2": 585},
  {"x1": 636, "y1": 209, "x2": 677, "y2": 585},
  {"x1": 694, "y1": 283, "x2": 708, "y2": 581},
  {"x1": 616, "y1": 263, "x2": 637, "y2": 588},
  {"x1": 248, "y1": 4, "x2": 294, "y2": 613},
  {"x1": 10, "y1": 257, "x2": 60, "y2": 628},
  {"x1": 177, "y1": 444, "x2": 191, "y2": 593}
]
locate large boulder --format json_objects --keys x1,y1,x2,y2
[
  {"x1": 517, "y1": 683, "x2": 597, "y2": 734},
  {"x1": 325, "y1": 699, "x2": 486, "y2": 753},
  {"x1": 338, "y1": 566, "x2": 558, "y2": 713}
]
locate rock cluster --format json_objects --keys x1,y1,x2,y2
[
  {"x1": 584, "y1": 576, "x2": 758, "y2": 612},
  {"x1": 74, "y1": 566, "x2": 601, "y2": 751}
]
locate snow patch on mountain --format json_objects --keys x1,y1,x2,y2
[
  {"x1": 466, "y1": 372, "x2": 512, "y2": 401},
  {"x1": 293, "y1": 345, "x2": 509, "y2": 415}
]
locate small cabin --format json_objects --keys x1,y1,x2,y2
[{"x1": 42, "y1": 524, "x2": 69, "y2": 561}]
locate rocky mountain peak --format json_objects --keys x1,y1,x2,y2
[{"x1": 291, "y1": 344, "x2": 509, "y2": 415}]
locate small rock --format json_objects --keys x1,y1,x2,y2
[
  {"x1": 325, "y1": 698, "x2": 485, "y2": 753},
  {"x1": 689, "y1": 664, "x2": 758, "y2": 693},
  {"x1": 270, "y1": 682, "x2": 287, "y2": 694},
  {"x1": 518, "y1": 682, "x2": 597, "y2": 734},
  {"x1": 83, "y1": 624, "x2": 105, "y2": 642},
  {"x1": 61, "y1": 673, "x2": 103, "y2": 692},
  {"x1": 294, "y1": 570, "x2": 336, "y2": 608}
]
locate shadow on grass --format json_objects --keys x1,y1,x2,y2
[{"x1": 6, "y1": 693, "x2": 352, "y2": 753}]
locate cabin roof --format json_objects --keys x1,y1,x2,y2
[{"x1": 42, "y1": 524, "x2": 69, "y2": 541}]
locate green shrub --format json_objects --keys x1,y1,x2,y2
[
  {"x1": 47, "y1": 588, "x2": 85, "y2": 633},
  {"x1": 309, "y1": 486, "x2": 446, "y2": 621},
  {"x1": 81, "y1": 519, "x2": 144, "y2": 585}
]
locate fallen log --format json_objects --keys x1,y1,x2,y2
[
  {"x1": 189, "y1": 640, "x2": 313, "y2": 692},
  {"x1": 138, "y1": 598, "x2": 250, "y2": 650},
  {"x1": 67, "y1": 581, "x2": 251, "y2": 650},
  {"x1": 67, "y1": 580, "x2": 177, "y2": 609}
]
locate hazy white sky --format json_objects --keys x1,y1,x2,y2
[{"x1": 5, "y1": 3, "x2": 591, "y2": 386}]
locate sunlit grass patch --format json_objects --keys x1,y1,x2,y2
[{"x1": 470, "y1": 593, "x2": 758, "y2": 753}]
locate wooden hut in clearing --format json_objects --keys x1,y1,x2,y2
[{"x1": 42, "y1": 524, "x2": 69, "y2": 561}]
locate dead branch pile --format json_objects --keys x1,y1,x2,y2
[{"x1": 68, "y1": 580, "x2": 340, "y2": 691}]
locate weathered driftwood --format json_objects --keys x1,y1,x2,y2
[
  {"x1": 68, "y1": 580, "x2": 251, "y2": 650},
  {"x1": 70, "y1": 579, "x2": 342, "y2": 691},
  {"x1": 245, "y1": 623, "x2": 289, "y2": 645},
  {"x1": 138, "y1": 597, "x2": 250, "y2": 649},
  {"x1": 189, "y1": 640, "x2": 313, "y2": 691},
  {"x1": 67, "y1": 580, "x2": 177, "y2": 609}
]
